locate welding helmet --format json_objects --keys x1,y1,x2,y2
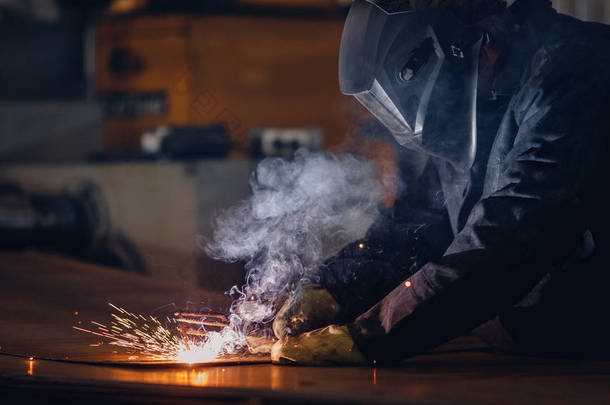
[{"x1": 339, "y1": 0, "x2": 484, "y2": 172}]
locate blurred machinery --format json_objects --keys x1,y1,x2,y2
[
  {"x1": 95, "y1": 3, "x2": 360, "y2": 156},
  {"x1": 249, "y1": 128, "x2": 323, "y2": 159},
  {"x1": 141, "y1": 124, "x2": 232, "y2": 159},
  {"x1": 0, "y1": 182, "x2": 145, "y2": 273}
]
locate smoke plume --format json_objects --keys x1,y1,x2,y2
[{"x1": 203, "y1": 150, "x2": 385, "y2": 351}]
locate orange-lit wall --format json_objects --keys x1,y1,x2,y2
[
  {"x1": 553, "y1": 0, "x2": 610, "y2": 23},
  {"x1": 96, "y1": 14, "x2": 365, "y2": 154}
]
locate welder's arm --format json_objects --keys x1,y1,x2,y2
[
  {"x1": 273, "y1": 210, "x2": 452, "y2": 340},
  {"x1": 273, "y1": 161, "x2": 452, "y2": 339},
  {"x1": 349, "y1": 71, "x2": 606, "y2": 363},
  {"x1": 320, "y1": 161, "x2": 453, "y2": 322}
]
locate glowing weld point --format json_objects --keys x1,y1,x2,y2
[
  {"x1": 75, "y1": 304, "x2": 239, "y2": 364},
  {"x1": 358, "y1": 242, "x2": 365, "y2": 249},
  {"x1": 28, "y1": 356, "x2": 34, "y2": 361},
  {"x1": 404, "y1": 280, "x2": 412, "y2": 288}
]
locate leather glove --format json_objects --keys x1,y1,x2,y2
[
  {"x1": 273, "y1": 284, "x2": 341, "y2": 339},
  {"x1": 271, "y1": 324, "x2": 367, "y2": 366}
]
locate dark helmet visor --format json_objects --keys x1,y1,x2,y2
[{"x1": 339, "y1": 0, "x2": 483, "y2": 171}]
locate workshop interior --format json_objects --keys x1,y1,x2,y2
[{"x1": 1, "y1": 0, "x2": 610, "y2": 404}]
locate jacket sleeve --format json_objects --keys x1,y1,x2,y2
[
  {"x1": 320, "y1": 158, "x2": 454, "y2": 322},
  {"x1": 348, "y1": 46, "x2": 609, "y2": 362}
]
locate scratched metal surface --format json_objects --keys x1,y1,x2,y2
[
  {"x1": 1, "y1": 252, "x2": 610, "y2": 405},
  {"x1": 0, "y1": 252, "x2": 236, "y2": 363},
  {"x1": 2, "y1": 348, "x2": 610, "y2": 405}
]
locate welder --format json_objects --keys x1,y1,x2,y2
[{"x1": 271, "y1": 0, "x2": 610, "y2": 365}]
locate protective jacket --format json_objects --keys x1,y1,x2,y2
[{"x1": 325, "y1": 0, "x2": 610, "y2": 361}]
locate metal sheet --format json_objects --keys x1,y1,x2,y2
[
  {"x1": 0, "y1": 252, "x2": 233, "y2": 363},
  {"x1": 2, "y1": 252, "x2": 610, "y2": 405},
  {"x1": 2, "y1": 348, "x2": 610, "y2": 405}
]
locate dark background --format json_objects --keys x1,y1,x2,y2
[{"x1": 0, "y1": 0, "x2": 607, "y2": 289}]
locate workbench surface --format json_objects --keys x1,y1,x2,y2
[{"x1": 1, "y1": 252, "x2": 609, "y2": 404}]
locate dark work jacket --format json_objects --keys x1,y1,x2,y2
[{"x1": 338, "y1": 1, "x2": 610, "y2": 362}]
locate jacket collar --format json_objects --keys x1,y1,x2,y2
[{"x1": 486, "y1": 0, "x2": 556, "y2": 101}]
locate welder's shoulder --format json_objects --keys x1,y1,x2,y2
[{"x1": 514, "y1": 17, "x2": 610, "y2": 126}]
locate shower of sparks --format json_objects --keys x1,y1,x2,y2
[{"x1": 73, "y1": 303, "x2": 240, "y2": 364}]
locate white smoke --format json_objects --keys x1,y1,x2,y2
[{"x1": 202, "y1": 150, "x2": 386, "y2": 354}]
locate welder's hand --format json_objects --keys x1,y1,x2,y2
[
  {"x1": 271, "y1": 324, "x2": 367, "y2": 366},
  {"x1": 273, "y1": 285, "x2": 341, "y2": 339}
]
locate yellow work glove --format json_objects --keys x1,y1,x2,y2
[
  {"x1": 271, "y1": 324, "x2": 367, "y2": 366},
  {"x1": 273, "y1": 284, "x2": 341, "y2": 339}
]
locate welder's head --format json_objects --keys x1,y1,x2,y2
[{"x1": 339, "y1": 0, "x2": 506, "y2": 171}]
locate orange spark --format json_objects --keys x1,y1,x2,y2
[{"x1": 73, "y1": 303, "x2": 238, "y2": 363}]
